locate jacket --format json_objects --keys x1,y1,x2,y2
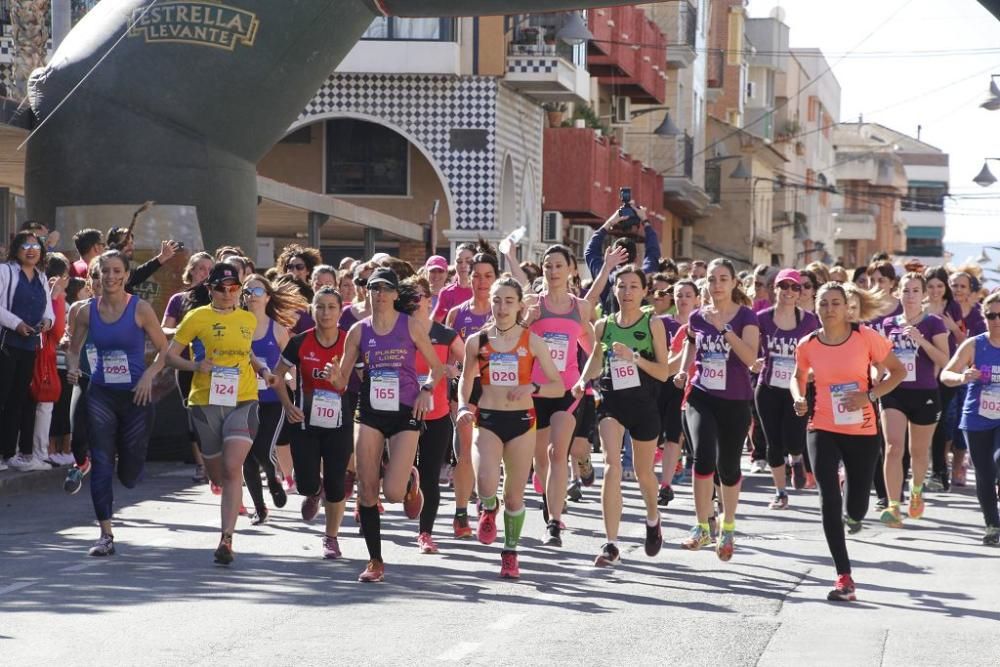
[{"x1": 0, "y1": 261, "x2": 56, "y2": 332}]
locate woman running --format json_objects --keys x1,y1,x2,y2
[
  {"x1": 792, "y1": 282, "x2": 905, "y2": 601},
  {"x1": 575, "y1": 265, "x2": 671, "y2": 567},
  {"x1": 166, "y1": 262, "x2": 273, "y2": 565},
  {"x1": 673, "y1": 259, "x2": 759, "y2": 560},
  {"x1": 941, "y1": 290, "x2": 1000, "y2": 546},
  {"x1": 272, "y1": 286, "x2": 354, "y2": 558},
  {"x1": 924, "y1": 266, "x2": 963, "y2": 491},
  {"x1": 65, "y1": 250, "x2": 169, "y2": 556},
  {"x1": 445, "y1": 242, "x2": 498, "y2": 537},
  {"x1": 754, "y1": 269, "x2": 819, "y2": 509},
  {"x1": 866, "y1": 261, "x2": 902, "y2": 334},
  {"x1": 524, "y1": 244, "x2": 595, "y2": 546},
  {"x1": 878, "y1": 272, "x2": 949, "y2": 527},
  {"x1": 242, "y1": 275, "x2": 306, "y2": 524},
  {"x1": 63, "y1": 259, "x2": 102, "y2": 493},
  {"x1": 326, "y1": 267, "x2": 446, "y2": 582},
  {"x1": 946, "y1": 270, "x2": 986, "y2": 487},
  {"x1": 457, "y1": 277, "x2": 564, "y2": 577},
  {"x1": 432, "y1": 242, "x2": 475, "y2": 323}
]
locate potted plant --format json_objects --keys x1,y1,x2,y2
[{"x1": 543, "y1": 102, "x2": 568, "y2": 127}]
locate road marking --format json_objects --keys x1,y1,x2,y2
[
  {"x1": 488, "y1": 613, "x2": 525, "y2": 631},
  {"x1": 436, "y1": 642, "x2": 479, "y2": 662},
  {"x1": 0, "y1": 581, "x2": 36, "y2": 595}
]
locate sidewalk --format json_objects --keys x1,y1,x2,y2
[{"x1": 0, "y1": 465, "x2": 66, "y2": 497}]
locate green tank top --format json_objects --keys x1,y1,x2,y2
[{"x1": 599, "y1": 311, "x2": 656, "y2": 391}]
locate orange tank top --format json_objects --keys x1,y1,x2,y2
[{"x1": 478, "y1": 328, "x2": 535, "y2": 387}]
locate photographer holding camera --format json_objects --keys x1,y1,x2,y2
[{"x1": 584, "y1": 188, "x2": 661, "y2": 315}]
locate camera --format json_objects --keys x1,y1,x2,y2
[{"x1": 616, "y1": 187, "x2": 641, "y2": 232}]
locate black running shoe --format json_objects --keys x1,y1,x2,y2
[
  {"x1": 268, "y1": 478, "x2": 287, "y2": 509},
  {"x1": 594, "y1": 542, "x2": 620, "y2": 567},
  {"x1": 874, "y1": 497, "x2": 889, "y2": 511},
  {"x1": 791, "y1": 459, "x2": 807, "y2": 490},
  {"x1": 644, "y1": 517, "x2": 663, "y2": 557},
  {"x1": 984, "y1": 526, "x2": 1000, "y2": 546},
  {"x1": 214, "y1": 537, "x2": 234, "y2": 565},
  {"x1": 543, "y1": 520, "x2": 562, "y2": 547},
  {"x1": 540, "y1": 493, "x2": 550, "y2": 524},
  {"x1": 657, "y1": 485, "x2": 674, "y2": 507}
]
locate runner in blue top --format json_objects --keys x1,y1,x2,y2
[
  {"x1": 941, "y1": 289, "x2": 1000, "y2": 546},
  {"x1": 66, "y1": 250, "x2": 168, "y2": 557},
  {"x1": 674, "y1": 258, "x2": 759, "y2": 560},
  {"x1": 947, "y1": 270, "x2": 987, "y2": 488},
  {"x1": 752, "y1": 269, "x2": 819, "y2": 509}
]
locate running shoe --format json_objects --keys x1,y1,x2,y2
[
  {"x1": 716, "y1": 528, "x2": 735, "y2": 562},
  {"x1": 880, "y1": 506, "x2": 903, "y2": 528},
  {"x1": 827, "y1": 574, "x2": 857, "y2": 602},
  {"x1": 908, "y1": 491, "x2": 925, "y2": 519},
  {"x1": 952, "y1": 467, "x2": 967, "y2": 487},
  {"x1": 268, "y1": 478, "x2": 287, "y2": 509},
  {"x1": 63, "y1": 458, "x2": 91, "y2": 495},
  {"x1": 250, "y1": 507, "x2": 269, "y2": 526},
  {"x1": 749, "y1": 459, "x2": 767, "y2": 474},
  {"x1": 213, "y1": 537, "x2": 234, "y2": 565},
  {"x1": 343, "y1": 469, "x2": 356, "y2": 501},
  {"x1": 594, "y1": 542, "x2": 621, "y2": 567},
  {"x1": 284, "y1": 475, "x2": 298, "y2": 495},
  {"x1": 804, "y1": 472, "x2": 817, "y2": 490},
  {"x1": 210, "y1": 481, "x2": 222, "y2": 496},
  {"x1": 477, "y1": 505, "x2": 498, "y2": 545},
  {"x1": 323, "y1": 535, "x2": 342, "y2": 559},
  {"x1": 500, "y1": 550, "x2": 520, "y2": 579},
  {"x1": 453, "y1": 514, "x2": 473, "y2": 539},
  {"x1": 566, "y1": 479, "x2": 583, "y2": 503},
  {"x1": 301, "y1": 492, "x2": 321, "y2": 522},
  {"x1": 88, "y1": 534, "x2": 115, "y2": 557},
  {"x1": 874, "y1": 497, "x2": 889, "y2": 511},
  {"x1": 578, "y1": 457, "x2": 596, "y2": 487},
  {"x1": 0, "y1": 458, "x2": 6, "y2": 471},
  {"x1": 645, "y1": 516, "x2": 663, "y2": 557},
  {"x1": 622, "y1": 467, "x2": 637, "y2": 482},
  {"x1": 191, "y1": 464, "x2": 208, "y2": 483},
  {"x1": 681, "y1": 525, "x2": 712, "y2": 551},
  {"x1": 11, "y1": 454, "x2": 48, "y2": 471},
  {"x1": 983, "y1": 526, "x2": 1000, "y2": 546},
  {"x1": 403, "y1": 467, "x2": 424, "y2": 520},
  {"x1": 543, "y1": 520, "x2": 562, "y2": 547},
  {"x1": 654, "y1": 447, "x2": 663, "y2": 464},
  {"x1": 791, "y1": 459, "x2": 807, "y2": 490},
  {"x1": 532, "y1": 471, "x2": 544, "y2": 494},
  {"x1": 769, "y1": 492, "x2": 789, "y2": 510},
  {"x1": 939, "y1": 469, "x2": 951, "y2": 492},
  {"x1": 844, "y1": 516, "x2": 863, "y2": 534},
  {"x1": 238, "y1": 504, "x2": 249, "y2": 517},
  {"x1": 657, "y1": 485, "x2": 674, "y2": 507},
  {"x1": 417, "y1": 532, "x2": 439, "y2": 554},
  {"x1": 358, "y1": 559, "x2": 385, "y2": 582}
]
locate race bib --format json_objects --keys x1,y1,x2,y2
[
  {"x1": 610, "y1": 357, "x2": 640, "y2": 390},
  {"x1": 418, "y1": 374, "x2": 435, "y2": 412},
  {"x1": 830, "y1": 381, "x2": 863, "y2": 426},
  {"x1": 370, "y1": 369, "x2": 400, "y2": 411},
  {"x1": 209, "y1": 366, "x2": 240, "y2": 407},
  {"x1": 85, "y1": 344, "x2": 98, "y2": 374},
  {"x1": 978, "y1": 385, "x2": 1000, "y2": 420},
  {"x1": 489, "y1": 353, "x2": 519, "y2": 387},
  {"x1": 102, "y1": 350, "x2": 130, "y2": 384},
  {"x1": 897, "y1": 349, "x2": 916, "y2": 383},
  {"x1": 770, "y1": 355, "x2": 795, "y2": 390},
  {"x1": 310, "y1": 389, "x2": 343, "y2": 428},
  {"x1": 701, "y1": 353, "x2": 727, "y2": 391},
  {"x1": 543, "y1": 332, "x2": 570, "y2": 372}
]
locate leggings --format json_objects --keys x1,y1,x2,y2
[
  {"x1": 932, "y1": 383, "x2": 958, "y2": 475},
  {"x1": 290, "y1": 419, "x2": 354, "y2": 503},
  {"x1": 70, "y1": 377, "x2": 91, "y2": 466},
  {"x1": 242, "y1": 401, "x2": 284, "y2": 512},
  {"x1": 685, "y1": 388, "x2": 751, "y2": 487},
  {"x1": 754, "y1": 383, "x2": 807, "y2": 468},
  {"x1": 807, "y1": 430, "x2": 880, "y2": 575},
  {"x1": 87, "y1": 383, "x2": 155, "y2": 522},
  {"x1": 0, "y1": 345, "x2": 36, "y2": 459},
  {"x1": 418, "y1": 415, "x2": 453, "y2": 534},
  {"x1": 748, "y1": 374, "x2": 766, "y2": 462},
  {"x1": 963, "y1": 428, "x2": 1000, "y2": 527}
]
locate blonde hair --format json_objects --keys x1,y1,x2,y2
[
  {"x1": 827, "y1": 282, "x2": 891, "y2": 322},
  {"x1": 805, "y1": 261, "x2": 831, "y2": 286}
]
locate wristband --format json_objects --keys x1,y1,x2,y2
[{"x1": 867, "y1": 389, "x2": 877, "y2": 403}]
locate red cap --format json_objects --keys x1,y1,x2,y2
[
  {"x1": 424, "y1": 255, "x2": 449, "y2": 272},
  {"x1": 775, "y1": 268, "x2": 802, "y2": 285}
]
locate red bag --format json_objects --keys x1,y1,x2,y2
[{"x1": 30, "y1": 336, "x2": 61, "y2": 403}]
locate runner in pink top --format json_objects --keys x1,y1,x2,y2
[{"x1": 431, "y1": 242, "x2": 476, "y2": 322}]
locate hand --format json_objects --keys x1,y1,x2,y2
[
  {"x1": 793, "y1": 397, "x2": 808, "y2": 417},
  {"x1": 506, "y1": 384, "x2": 535, "y2": 402},
  {"x1": 673, "y1": 371, "x2": 688, "y2": 389},
  {"x1": 962, "y1": 367, "x2": 982, "y2": 384},
  {"x1": 66, "y1": 368, "x2": 81, "y2": 386},
  {"x1": 611, "y1": 342, "x2": 634, "y2": 363},
  {"x1": 572, "y1": 380, "x2": 587, "y2": 400},
  {"x1": 942, "y1": 313, "x2": 959, "y2": 332},
  {"x1": 46, "y1": 230, "x2": 61, "y2": 249},
  {"x1": 635, "y1": 203, "x2": 649, "y2": 222},
  {"x1": 842, "y1": 391, "x2": 871, "y2": 411},
  {"x1": 322, "y1": 360, "x2": 342, "y2": 384},
  {"x1": 603, "y1": 245, "x2": 628, "y2": 272},
  {"x1": 603, "y1": 212, "x2": 626, "y2": 231},
  {"x1": 904, "y1": 326, "x2": 924, "y2": 344},
  {"x1": 446, "y1": 363, "x2": 462, "y2": 380},
  {"x1": 38, "y1": 319, "x2": 52, "y2": 333},
  {"x1": 266, "y1": 372, "x2": 283, "y2": 390},
  {"x1": 412, "y1": 391, "x2": 433, "y2": 420},
  {"x1": 750, "y1": 358, "x2": 764, "y2": 374},
  {"x1": 456, "y1": 406, "x2": 475, "y2": 426},
  {"x1": 702, "y1": 307, "x2": 721, "y2": 330},
  {"x1": 14, "y1": 322, "x2": 35, "y2": 336},
  {"x1": 157, "y1": 240, "x2": 178, "y2": 263},
  {"x1": 286, "y1": 405, "x2": 305, "y2": 424},
  {"x1": 133, "y1": 371, "x2": 155, "y2": 406},
  {"x1": 195, "y1": 358, "x2": 214, "y2": 374}
]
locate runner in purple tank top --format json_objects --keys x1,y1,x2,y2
[{"x1": 326, "y1": 267, "x2": 446, "y2": 583}]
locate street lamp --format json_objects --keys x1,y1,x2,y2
[
  {"x1": 973, "y1": 157, "x2": 1000, "y2": 187},
  {"x1": 555, "y1": 11, "x2": 593, "y2": 46},
  {"x1": 981, "y1": 75, "x2": 1000, "y2": 111}
]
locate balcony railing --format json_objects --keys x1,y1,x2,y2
[
  {"x1": 587, "y1": 5, "x2": 666, "y2": 104},
  {"x1": 665, "y1": 1, "x2": 698, "y2": 68},
  {"x1": 662, "y1": 134, "x2": 695, "y2": 179},
  {"x1": 506, "y1": 40, "x2": 589, "y2": 104}
]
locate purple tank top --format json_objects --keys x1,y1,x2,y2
[
  {"x1": 453, "y1": 300, "x2": 490, "y2": 340},
  {"x1": 89, "y1": 295, "x2": 146, "y2": 390},
  {"x1": 252, "y1": 319, "x2": 281, "y2": 403},
  {"x1": 359, "y1": 313, "x2": 419, "y2": 409},
  {"x1": 757, "y1": 307, "x2": 819, "y2": 389},
  {"x1": 882, "y1": 313, "x2": 947, "y2": 390},
  {"x1": 688, "y1": 305, "x2": 759, "y2": 400}
]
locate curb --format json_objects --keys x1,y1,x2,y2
[{"x1": 0, "y1": 467, "x2": 67, "y2": 497}]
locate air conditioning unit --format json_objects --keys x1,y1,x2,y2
[
  {"x1": 611, "y1": 96, "x2": 631, "y2": 126},
  {"x1": 542, "y1": 211, "x2": 564, "y2": 243},
  {"x1": 746, "y1": 81, "x2": 757, "y2": 100},
  {"x1": 569, "y1": 224, "x2": 590, "y2": 248}
]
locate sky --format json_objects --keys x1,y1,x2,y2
[{"x1": 747, "y1": 0, "x2": 1000, "y2": 246}]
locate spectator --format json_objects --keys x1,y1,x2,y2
[
  {"x1": 21, "y1": 220, "x2": 61, "y2": 254},
  {"x1": 584, "y1": 203, "x2": 660, "y2": 313},
  {"x1": 70, "y1": 229, "x2": 105, "y2": 279}
]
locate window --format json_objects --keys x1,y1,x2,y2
[
  {"x1": 361, "y1": 17, "x2": 456, "y2": 42},
  {"x1": 326, "y1": 119, "x2": 408, "y2": 196},
  {"x1": 902, "y1": 184, "x2": 946, "y2": 212}
]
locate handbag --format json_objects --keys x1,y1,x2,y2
[{"x1": 30, "y1": 332, "x2": 61, "y2": 403}]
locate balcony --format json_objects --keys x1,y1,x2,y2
[
  {"x1": 505, "y1": 42, "x2": 589, "y2": 105},
  {"x1": 587, "y1": 5, "x2": 667, "y2": 104},
  {"x1": 706, "y1": 48, "x2": 724, "y2": 103},
  {"x1": 664, "y1": 0, "x2": 698, "y2": 69},
  {"x1": 543, "y1": 127, "x2": 663, "y2": 223},
  {"x1": 833, "y1": 208, "x2": 877, "y2": 241},
  {"x1": 662, "y1": 134, "x2": 711, "y2": 217}
]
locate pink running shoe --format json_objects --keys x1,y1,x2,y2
[
  {"x1": 532, "y1": 471, "x2": 544, "y2": 495},
  {"x1": 478, "y1": 505, "x2": 498, "y2": 545},
  {"x1": 322, "y1": 535, "x2": 342, "y2": 559},
  {"x1": 403, "y1": 467, "x2": 424, "y2": 520},
  {"x1": 301, "y1": 492, "x2": 321, "y2": 522},
  {"x1": 417, "y1": 532, "x2": 439, "y2": 554},
  {"x1": 499, "y1": 550, "x2": 520, "y2": 579}
]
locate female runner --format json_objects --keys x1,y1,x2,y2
[
  {"x1": 791, "y1": 282, "x2": 905, "y2": 601},
  {"x1": 457, "y1": 277, "x2": 564, "y2": 577},
  {"x1": 924, "y1": 266, "x2": 962, "y2": 490},
  {"x1": 66, "y1": 250, "x2": 169, "y2": 556},
  {"x1": 946, "y1": 270, "x2": 986, "y2": 486},
  {"x1": 575, "y1": 265, "x2": 670, "y2": 567}
]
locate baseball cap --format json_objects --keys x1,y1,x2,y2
[
  {"x1": 208, "y1": 262, "x2": 240, "y2": 285},
  {"x1": 367, "y1": 267, "x2": 399, "y2": 290},
  {"x1": 424, "y1": 255, "x2": 449, "y2": 272},
  {"x1": 774, "y1": 268, "x2": 802, "y2": 285}
]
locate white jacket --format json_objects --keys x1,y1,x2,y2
[{"x1": 0, "y1": 261, "x2": 55, "y2": 332}]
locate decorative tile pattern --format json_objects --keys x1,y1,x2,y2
[{"x1": 507, "y1": 57, "x2": 557, "y2": 74}]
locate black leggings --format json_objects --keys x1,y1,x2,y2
[
  {"x1": 418, "y1": 415, "x2": 453, "y2": 534},
  {"x1": 243, "y1": 402, "x2": 284, "y2": 512},
  {"x1": 70, "y1": 377, "x2": 90, "y2": 466},
  {"x1": 0, "y1": 345, "x2": 36, "y2": 459},
  {"x1": 685, "y1": 388, "x2": 751, "y2": 487},
  {"x1": 754, "y1": 383, "x2": 807, "y2": 468},
  {"x1": 807, "y1": 430, "x2": 880, "y2": 575},
  {"x1": 932, "y1": 383, "x2": 958, "y2": 475},
  {"x1": 962, "y1": 428, "x2": 1000, "y2": 527},
  {"x1": 290, "y1": 421, "x2": 354, "y2": 503}
]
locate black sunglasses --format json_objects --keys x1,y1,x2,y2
[{"x1": 986, "y1": 312, "x2": 1000, "y2": 321}]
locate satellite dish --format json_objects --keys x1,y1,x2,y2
[{"x1": 770, "y1": 6, "x2": 786, "y2": 22}]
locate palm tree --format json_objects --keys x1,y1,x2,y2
[{"x1": 10, "y1": 0, "x2": 51, "y2": 99}]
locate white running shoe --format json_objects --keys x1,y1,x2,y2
[
  {"x1": 17, "y1": 456, "x2": 51, "y2": 472},
  {"x1": 749, "y1": 460, "x2": 768, "y2": 474}
]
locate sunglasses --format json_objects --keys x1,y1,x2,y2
[
  {"x1": 652, "y1": 289, "x2": 671, "y2": 299},
  {"x1": 213, "y1": 282, "x2": 241, "y2": 294},
  {"x1": 369, "y1": 283, "x2": 396, "y2": 293},
  {"x1": 801, "y1": 283, "x2": 815, "y2": 290},
  {"x1": 353, "y1": 277, "x2": 368, "y2": 287},
  {"x1": 776, "y1": 282, "x2": 802, "y2": 292},
  {"x1": 20, "y1": 242, "x2": 41, "y2": 251},
  {"x1": 987, "y1": 312, "x2": 1000, "y2": 321},
  {"x1": 288, "y1": 262, "x2": 307, "y2": 271},
  {"x1": 243, "y1": 286, "x2": 266, "y2": 298}
]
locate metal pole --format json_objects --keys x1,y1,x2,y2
[
  {"x1": 52, "y1": 0, "x2": 72, "y2": 50},
  {"x1": 307, "y1": 212, "x2": 328, "y2": 250},
  {"x1": 364, "y1": 227, "x2": 379, "y2": 260}
]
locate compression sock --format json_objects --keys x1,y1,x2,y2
[
  {"x1": 455, "y1": 506, "x2": 468, "y2": 519},
  {"x1": 698, "y1": 521, "x2": 710, "y2": 533},
  {"x1": 912, "y1": 483, "x2": 923, "y2": 495},
  {"x1": 722, "y1": 520, "x2": 735, "y2": 532},
  {"x1": 480, "y1": 494, "x2": 498, "y2": 511},
  {"x1": 359, "y1": 504, "x2": 382, "y2": 561},
  {"x1": 503, "y1": 507, "x2": 526, "y2": 550}
]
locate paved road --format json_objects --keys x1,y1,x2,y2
[{"x1": 1, "y1": 460, "x2": 998, "y2": 666}]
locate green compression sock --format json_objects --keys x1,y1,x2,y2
[
  {"x1": 698, "y1": 522, "x2": 710, "y2": 532},
  {"x1": 722, "y1": 520, "x2": 735, "y2": 532},
  {"x1": 503, "y1": 507, "x2": 526, "y2": 550},
  {"x1": 481, "y1": 495, "x2": 498, "y2": 511}
]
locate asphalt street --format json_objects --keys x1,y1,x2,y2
[{"x1": 1, "y1": 460, "x2": 998, "y2": 666}]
